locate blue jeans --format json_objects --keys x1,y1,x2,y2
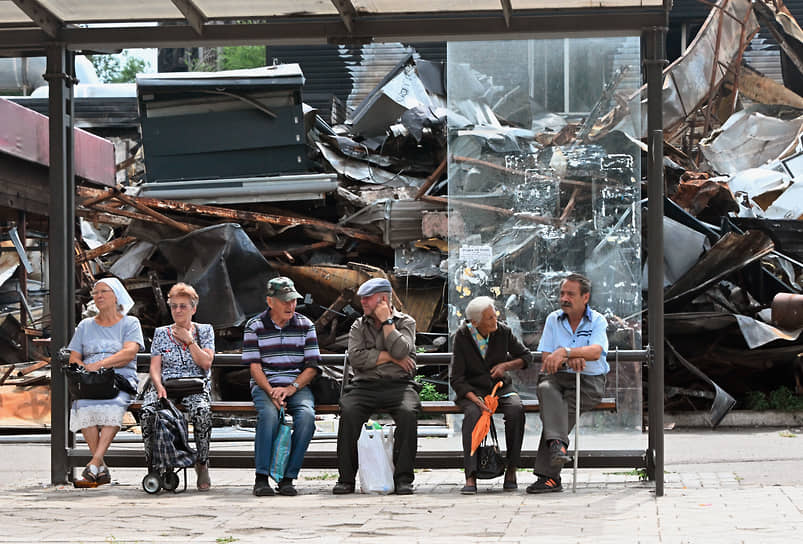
[{"x1": 251, "y1": 385, "x2": 316, "y2": 480}]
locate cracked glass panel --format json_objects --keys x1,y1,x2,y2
[{"x1": 447, "y1": 37, "x2": 643, "y2": 431}]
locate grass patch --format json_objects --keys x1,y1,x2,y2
[
  {"x1": 603, "y1": 468, "x2": 649, "y2": 480},
  {"x1": 216, "y1": 538, "x2": 239, "y2": 544},
  {"x1": 779, "y1": 430, "x2": 797, "y2": 438},
  {"x1": 304, "y1": 472, "x2": 338, "y2": 480},
  {"x1": 744, "y1": 387, "x2": 803, "y2": 411}
]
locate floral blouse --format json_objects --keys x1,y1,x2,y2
[{"x1": 150, "y1": 322, "x2": 214, "y2": 381}]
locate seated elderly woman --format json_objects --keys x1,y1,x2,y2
[
  {"x1": 68, "y1": 277, "x2": 144, "y2": 485},
  {"x1": 450, "y1": 295, "x2": 532, "y2": 494},
  {"x1": 140, "y1": 282, "x2": 215, "y2": 491}
]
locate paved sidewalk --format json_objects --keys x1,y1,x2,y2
[{"x1": 1, "y1": 428, "x2": 801, "y2": 543}]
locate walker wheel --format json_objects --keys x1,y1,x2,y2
[
  {"x1": 142, "y1": 472, "x2": 162, "y2": 494},
  {"x1": 162, "y1": 470, "x2": 180, "y2": 492}
]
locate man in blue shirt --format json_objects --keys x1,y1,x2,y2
[{"x1": 526, "y1": 273, "x2": 609, "y2": 494}]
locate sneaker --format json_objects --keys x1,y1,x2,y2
[
  {"x1": 549, "y1": 440, "x2": 572, "y2": 467},
  {"x1": 526, "y1": 475, "x2": 563, "y2": 494},
  {"x1": 332, "y1": 481, "x2": 355, "y2": 495},
  {"x1": 277, "y1": 478, "x2": 297, "y2": 496},
  {"x1": 253, "y1": 476, "x2": 274, "y2": 496}
]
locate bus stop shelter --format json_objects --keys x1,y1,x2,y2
[{"x1": 0, "y1": 0, "x2": 669, "y2": 496}]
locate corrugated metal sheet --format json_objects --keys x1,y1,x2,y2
[{"x1": 267, "y1": 42, "x2": 445, "y2": 121}]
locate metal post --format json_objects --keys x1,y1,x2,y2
[
  {"x1": 643, "y1": 26, "x2": 666, "y2": 497},
  {"x1": 46, "y1": 45, "x2": 76, "y2": 485}
]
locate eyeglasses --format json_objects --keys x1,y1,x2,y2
[
  {"x1": 91, "y1": 289, "x2": 113, "y2": 297},
  {"x1": 169, "y1": 303, "x2": 192, "y2": 311}
]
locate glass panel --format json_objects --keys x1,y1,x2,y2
[{"x1": 447, "y1": 36, "x2": 642, "y2": 432}]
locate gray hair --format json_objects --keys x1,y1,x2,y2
[
  {"x1": 465, "y1": 296, "x2": 496, "y2": 323},
  {"x1": 563, "y1": 273, "x2": 592, "y2": 295}
]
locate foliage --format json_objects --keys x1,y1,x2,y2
[
  {"x1": 88, "y1": 54, "x2": 147, "y2": 83},
  {"x1": 220, "y1": 46, "x2": 266, "y2": 70},
  {"x1": 744, "y1": 387, "x2": 803, "y2": 411},
  {"x1": 415, "y1": 376, "x2": 447, "y2": 401},
  {"x1": 303, "y1": 472, "x2": 338, "y2": 480}
]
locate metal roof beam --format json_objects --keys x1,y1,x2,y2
[
  {"x1": 500, "y1": 0, "x2": 512, "y2": 29},
  {"x1": 170, "y1": 0, "x2": 206, "y2": 36},
  {"x1": 11, "y1": 0, "x2": 62, "y2": 38},
  {"x1": 0, "y1": 9, "x2": 670, "y2": 54},
  {"x1": 330, "y1": 0, "x2": 358, "y2": 34}
]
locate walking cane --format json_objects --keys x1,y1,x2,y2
[{"x1": 572, "y1": 370, "x2": 580, "y2": 493}]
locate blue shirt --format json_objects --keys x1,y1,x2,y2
[{"x1": 537, "y1": 306, "x2": 609, "y2": 376}]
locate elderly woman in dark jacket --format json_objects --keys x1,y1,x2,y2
[{"x1": 450, "y1": 296, "x2": 532, "y2": 494}]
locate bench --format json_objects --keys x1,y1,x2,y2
[{"x1": 66, "y1": 351, "x2": 648, "y2": 472}]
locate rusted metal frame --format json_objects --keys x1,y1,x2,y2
[
  {"x1": 170, "y1": 0, "x2": 206, "y2": 36},
  {"x1": 261, "y1": 241, "x2": 335, "y2": 258},
  {"x1": 17, "y1": 211, "x2": 29, "y2": 360},
  {"x1": 76, "y1": 236, "x2": 137, "y2": 264},
  {"x1": 74, "y1": 242, "x2": 96, "y2": 287},
  {"x1": 702, "y1": 0, "x2": 729, "y2": 142},
  {"x1": 80, "y1": 187, "x2": 384, "y2": 245},
  {"x1": 728, "y1": 9, "x2": 757, "y2": 115},
  {"x1": 0, "y1": 364, "x2": 15, "y2": 386},
  {"x1": 558, "y1": 188, "x2": 580, "y2": 225},
  {"x1": 86, "y1": 203, "x2": 160, "y2": 225},
  {"x1": 79, "y1": 189, "x2": 117, "y2": 208},
  {"x1": 422, "y1": 195, "x2": 557, "y2": 226},
  {"x1": 415, "y1": 157, "x2": 447, "y2": 200},
  {"x1": 17, "y1": 359, "x2": 49, "y2": 376},
  {"x1": 112, "y1": 190, "x2": 195, "y2": 234},
  {"x1": 330, "y1": 0, "x2": 357, "y2": 33},
  {"x1": 315, "y1": 288, "x2": 355, "y2": 332}
]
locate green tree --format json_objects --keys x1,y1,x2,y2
[
  {"x1": 88, "y1": 54, "x2": 147, "y2": 83},
  {"x1": 219, "y1": 46, "x2": 266, "y2": 70}
]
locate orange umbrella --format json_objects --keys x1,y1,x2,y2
[{"x1": 470, "y1": 380, "x2": 503, "y2": 455}]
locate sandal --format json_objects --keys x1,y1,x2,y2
[
  {"x1": 95, "y1": 466, "x2": 111, "y2": 485},
  {"x1": 195, "y1": 462, "x2": 211, "y2": 491},
  {"x1": 81, "y1": 465, "x2": 97, "y2": 483}
]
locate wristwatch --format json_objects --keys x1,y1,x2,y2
[
  {"x1": 564, "y1": 346, "x2": 572, "y2": 359},
  {"x1": 291, "y1": 382, "x2": 300, "y2": 390},
  {"x1": 382, "y1": 318, "x2": 394, "y2": 327}
]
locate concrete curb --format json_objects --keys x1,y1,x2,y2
[{"x1": 666, "y1": 410, "x2": 803, "y2": 428}]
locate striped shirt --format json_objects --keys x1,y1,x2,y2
[{"x1": 242, "y1": 309, "x2": 321, "y2": 386}]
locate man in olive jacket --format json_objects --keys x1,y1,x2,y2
[
  {"x1": 450, "y1": 296, "x2": 532, "y2": 493},
  {"x1": 332, "y1": 278, "x2": 420, "y2": 495}
]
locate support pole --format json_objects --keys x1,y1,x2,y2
[
  {"x1": 47, "y1": 45, "x2": 76, "y2": 486},
  {"x1": 643, "y1": 25, "x2": 666, "y2": 497}
]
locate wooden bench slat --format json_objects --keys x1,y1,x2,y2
[{"x1": 127, "y1": 398, "x2": 617, "y2": 414}]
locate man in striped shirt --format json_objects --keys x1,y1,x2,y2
[{"x1": 243, "y1": 276, "x2": 321, "y2": 497}]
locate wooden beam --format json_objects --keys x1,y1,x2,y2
[
  {"x1": 11, "y1": 0, "x2": 62, "y2": 38},
  {"x1": 170, "y1": 0, "x2": 206, "y2": 36},
  {"x1": 330, "y1": 0, "x2": 357, "y2": 33},
  {"x1": 112, "y1": 190, "x2": 195, "y2": 234},
  {"x1": 77, "y1": 236, "x2": 136, "y2": 263}
]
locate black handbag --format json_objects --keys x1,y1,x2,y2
[
  {"x1": 474, "y1": 418, "x2": 507, "y2": 480},
  {"x1": 65, "y1": 363, "x2": 119, "y2": 400},
  {"x1": 309, "y1": 375, "x2": 341, "y2": 405},
  {"x1": 163, "y1": 377, "x2": 205, "y2": 397}
]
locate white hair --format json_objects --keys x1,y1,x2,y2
[{"x1": 465, "y1": 296, "x2": 496, "y2": 323}]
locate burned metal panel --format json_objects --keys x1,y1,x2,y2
[
  {"x1": 157, "y1": 223, "x2": 272, "y2": 328},
  {"x1": 731, "y1": 217, "x2": 803, "y2": 262},
  {"x1": 341, "y1": 198, "x2": 445, "y2": 247}
]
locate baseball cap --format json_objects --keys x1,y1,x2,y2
[{"x1": 266, "y1": 277, "x2": 302, "y2": 301}]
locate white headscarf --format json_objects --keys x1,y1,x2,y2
[{"x1": 95, "y1": 277, "x2": 135, "y2": 315}]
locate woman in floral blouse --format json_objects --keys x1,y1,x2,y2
[{"x1": 141, "y1": 282, "x2": 215, "y2": 490}]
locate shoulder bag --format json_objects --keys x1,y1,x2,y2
[
  {"x1": 475, "y1": 418, "x2": 507, "y2": 479},
  {"x1": 65, "y1": 363, "x2": 119, "y2": 400}
]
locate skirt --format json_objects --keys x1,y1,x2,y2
[{"x1": 69, "y1": 390, "x2": 133, "y2": 432}]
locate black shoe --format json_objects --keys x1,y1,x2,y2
[
  {"x1": 332, "y1": 481, "x2": 355, "y2": 495},
  {"x1": 277, "y1": 478, "x2": 298, "y2": 496},
  {"x1": 526, "y1": 475, "x2": 563, "y2": 494},
  {"x1": 395, "y1": 482, "x2": 414, "y2": 495},
  {"x1": 549, "y1": 440, "x2": 572, "y2": 467},
  {"x1": 253, "y1": 476, "x2": 274, "y2": 496}
]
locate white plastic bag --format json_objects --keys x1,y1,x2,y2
[{"x1": 357, "y1": 424, "x2": 395, "y2": 494}]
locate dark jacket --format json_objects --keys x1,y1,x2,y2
[{"x1": 450, "y1": 321, "x2": 532, "y2": 400}]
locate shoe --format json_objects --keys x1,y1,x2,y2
[
  {"x1": 394, "y1": 482, "x2": 414, "y2": 495},
  {"x1": 253, "y1": 476, "x2": 274, "y2": 496},
  {"x1": 195, "y1": 462, "x2": 211, "y2": 491},
  {"x1": 332, "y1": 481, "x2": 355, "y2": 495},
  {"x1": 95, "y1": 466, "x2": 111, "y2": 485},
  {"x1": 460, "y1": 484, "x2": 477, "y2": 495},
  {"x1": 503, "y1": 480, "x2": 518, "y2": 491},
  {"x1": 526, "y1": 475, "x2": 563, "y2": 494},
  {"x1": 81, "y1": 465, "x2": 97, "y2": 483},
  {"x1": 277, "y1": 478, "x2": 297, "y2": 496},
  {"x1": 549, "y1": 440, "x2": 572, "y2": 467}
]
